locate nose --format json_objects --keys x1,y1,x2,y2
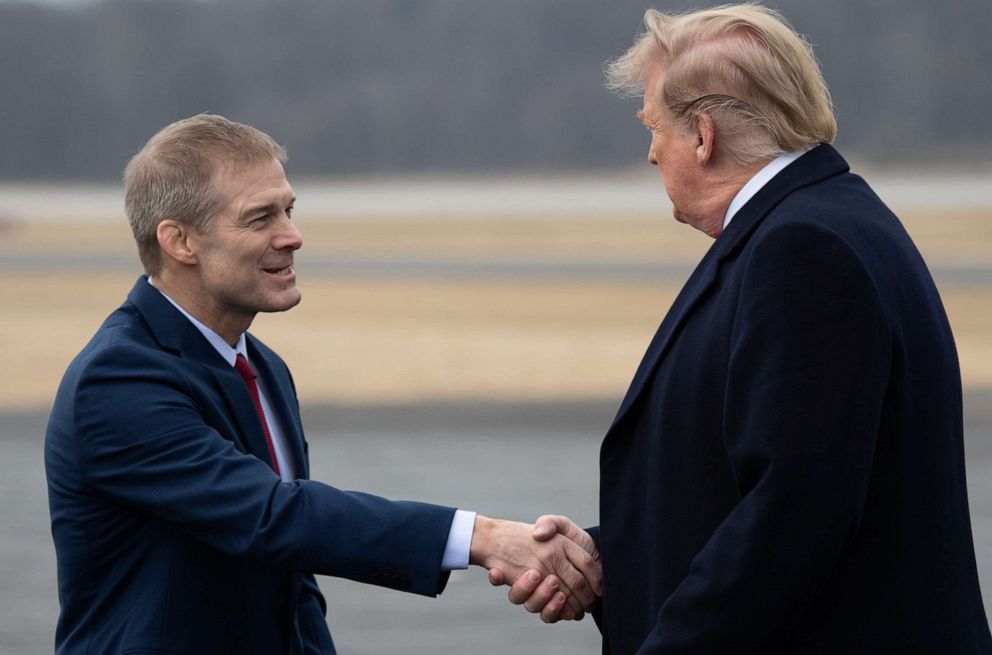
[
  {"x1": 647, "y1": 136, "x2": 659, "y2": 167},
  {"x1": 275, "y1": 214, "x2": 303, "y2": 251}
]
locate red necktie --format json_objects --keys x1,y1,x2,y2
[{"x1": 234, "y1": 354, "x2": 282, "y2": 476}]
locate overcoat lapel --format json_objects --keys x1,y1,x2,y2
[
  {"x1": 606, "y1": 145, "x2": 850, "y2": 433},
  {"x1": 609, "y1": 239, "x2": 723, "y2": 428}
]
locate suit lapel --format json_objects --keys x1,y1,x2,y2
[
  {"x1": 201, "y1": 356, "x2": 277, "y2": 466},
  {"x1": 247, "y1": 337, "x2": 308, "y2": 479},
  {"x1": 606, "y1": 145, "x2": 850, "y2": 433},
  {"x1": 127, "y1": 277, "x2": 280, "y2": 463}
]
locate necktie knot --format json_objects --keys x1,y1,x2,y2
[{"x1": 234, "y1": 354, "x2": 257, "y2": 382}]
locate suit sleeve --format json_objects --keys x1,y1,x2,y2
[
  {"x1": 638, "y1": 223, "x2": 892, "y2": 652},
  {"x1": 73, "y1": 349, "x2": 455, "y2": 597}
]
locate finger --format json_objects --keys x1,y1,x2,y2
[
  {"x1": 562, "y1": 537, "x2": 604, "y2": 597},
  {"x1": 522, "y1": 575, "x2": 561, "y2": 614},
  {"x1": 540, "y1": 591, "x2": 569, "y2": 624},
  {"x1": 539, "y1": 565, "x2": 587, "y2": 616},
  {"x1": 568, "y1": 527, "x2": 599, "y2": 562},
  {"x1": 561, "y1": 585, "x2": 587, "y2": 616},
  {"x1": 554, "y1": 540, "x2": 599, "y2": 609},
  {"x1": 507, "y1": 569, "x2": 542, "y2": 605},
  {"x1": 546, "y1": 553, "x2": 593, "y2": 611},
  {"x1": 488, "y1": 568, "x2": 506, "y2": 586}
]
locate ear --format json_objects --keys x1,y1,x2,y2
[
  {"x1": 693, "y1": 112, "x2": 716, "y2": 166},
  {"x1": 156, "y1": 219, "x2": 197, "y2": 266}
]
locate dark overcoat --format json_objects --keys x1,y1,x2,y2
[{"x1": 595, "y1": 145, "x2": 991, "y2": 653}]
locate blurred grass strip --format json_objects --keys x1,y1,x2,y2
[{"x1": 1, "y1": 211, "x2": 989, "y2": 410}]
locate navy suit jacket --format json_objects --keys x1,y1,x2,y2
[
  {"x1": 46, "y1": 278, "x2": 456, "y2": 654},
  {"x1": 595, "y1": 145, "x2": 992, "y2": 653}
]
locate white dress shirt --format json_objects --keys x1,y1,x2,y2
[
  {"x1": 146, "y1": 277, "x2": 473, "y2": 570},
  {"x1": 722, "y1": 149, "x2": 809, "y2": 230}
]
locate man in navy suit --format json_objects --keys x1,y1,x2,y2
[
  {"x1": 45, "y1": 114, "x2": 601, "y2": 654},
  {"x1": 502, "y1": 4, "x2": 992, "y2": 652}
]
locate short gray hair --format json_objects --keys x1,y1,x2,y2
[
  {"x1": 606, "y1": 4, "x2": 837, "y2": 165},
  {"x1": 123, "y1": 113, "x2": 288, "y2": 274}
]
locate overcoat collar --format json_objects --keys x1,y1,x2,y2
[
  {"x1": 127, "y1": 277, "x2": 306, "y2": 477},
  {"x1": 607, "y1": 145, "x2": 850, "y2": 431}
]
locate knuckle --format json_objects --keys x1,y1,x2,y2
[{"x1": 564, "y1": 575, "x2": 584, "y2": 592}]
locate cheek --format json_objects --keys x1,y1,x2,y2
[
  {"x1": 661, "y1": 167, "x2": 688, "y2": 205},
  {"x1": 208, "y1": 250, "x2": 254, "y2": 286}
]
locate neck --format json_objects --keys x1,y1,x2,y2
[
  {"x1": 151, "y1": 271, "x2": 252, "y2": 347},
  {"x1": 693, "y1": 160, "x2": 769, "y2": 238}
]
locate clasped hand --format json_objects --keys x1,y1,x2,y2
[{"x1": 471, "y1": 514, "x2": 600, "y2": 623}]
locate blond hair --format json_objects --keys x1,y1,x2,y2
[
  {"x1": 606, "y1": 3, "x2": 836, "y2": 165},
  {"x1": 123, "y1": 113, "x2": 288, "y2": 274}
]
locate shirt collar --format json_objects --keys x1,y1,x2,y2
[
  {"x1": 147, "y1": 277, "x2": 247, "y2": 366},
  {"x1": 723, "y1": 149, "x2": 809, "y2": 230}
]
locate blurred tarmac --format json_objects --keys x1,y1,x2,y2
[
  {"x1": 3, "y1": 395, "x2": 992, "y2": 653},
  {"x1": 1, "y1": 170, "x2": 991, "y2": 223}
]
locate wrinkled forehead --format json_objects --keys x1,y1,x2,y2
[{"x1": 207, "y1": 155, "x2": 292, "y2": 215}]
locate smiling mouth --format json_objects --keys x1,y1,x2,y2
[{"x1": 263, "y1": 265, "x2": 294, "y2": 276}]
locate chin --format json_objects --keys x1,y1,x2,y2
[{"x1": 263, "y1": 290, "x2": 303, "y2": 313}]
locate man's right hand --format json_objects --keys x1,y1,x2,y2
[
  {"x1": 470, "y1": 515, "x2": 602, "y2": 621},
  {"x1": 480, "y1": 515, "x2": 601, "y2": 623}
]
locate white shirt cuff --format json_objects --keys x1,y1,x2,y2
[{"x1": 440, "y1": 509, "x2": 476, "y2": 571}]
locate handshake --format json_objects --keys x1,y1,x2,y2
[{"x1": 470, "y1": 514, "x2": 602, "y2": 623}]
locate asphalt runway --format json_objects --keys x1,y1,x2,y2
[
  {"x1": 1, "y1": 251, "x2": 990, "y2": 288},
  {"x1": 3, "y1": 396, "x2": 991, "y2": 653}
]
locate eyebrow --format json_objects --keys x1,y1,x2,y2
[{"x1": 242, "y1": 197, "x2": 295, "y2": 219}]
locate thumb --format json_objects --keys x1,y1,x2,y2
[
  {"x1": 533, "y1": 515, "x2": 599, "y2": 560},
  {"x1": 532, "y1": 515, "x2": 566, "y2": 541}
]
